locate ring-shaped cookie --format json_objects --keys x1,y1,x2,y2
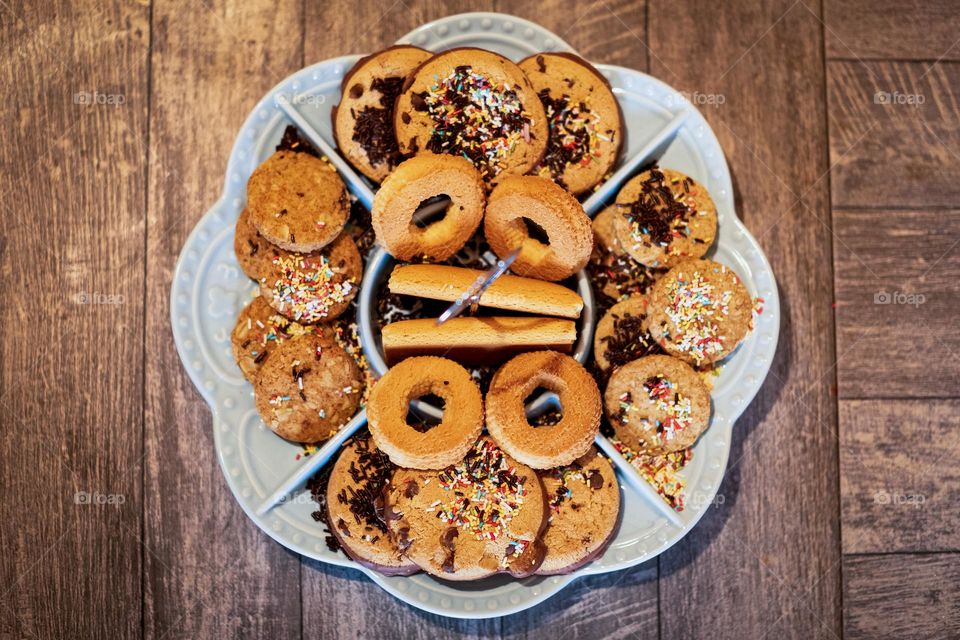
[
  {"x1": 371, "y1": 153, "x2": 485, "y2": 261},
  {"x1": 485, "y1": 351, "x2": 601, "y2": 469},
  {"x1": 366, "y1": 356, "x2": 484, "y2": 469},
  {"x1": 484, "y1": 175, "x2": 592, "y2": 281}
]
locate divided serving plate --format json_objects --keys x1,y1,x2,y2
[{"x1": 170, "y1": 12, "x2": 780, "y2": 619}]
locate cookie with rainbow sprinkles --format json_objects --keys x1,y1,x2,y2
[{"x1": 393, "y1": 48, "x2": 548, "y2": 184}]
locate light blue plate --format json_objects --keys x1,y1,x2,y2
[{"x1": 170, "y1": 12, "x2": 780, "y2": 619}]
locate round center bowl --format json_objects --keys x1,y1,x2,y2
[{"x1": 356, "y1": 244, "x2": 597, "y2": 419}]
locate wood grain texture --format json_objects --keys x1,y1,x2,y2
[
  {"x1": 648, "y1": 1, "x2": 843, "y2": 638},
  {"x1": 824, "y1": 0, "x2": 960, "y2": 62},
  {"x1": 827, "y1": 60, "x2": 960, "y2": 209},
  {"x1": 843, "y1": 553, "x2": 960, "y2": 639},
  {"x1": 142, "y1": 1, "x2": 304, "y2": 638},
  {"x1": 0, "y1": 0, "x2": 149, "y2": 638},
  {"x1": 832, "y1": 209, "x2": 960, "y2": 399},
  {"x1": 839, "y1": 400, "x2": 960, "y2": 553}
]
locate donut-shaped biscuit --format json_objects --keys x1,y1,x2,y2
[
  {"x1": 645, "y1": 259, "x2": 753, "y2": 366},
  {"x1": 366, "y1": 356, "x2": 484, "y2": 469},
  {"x1": 484, "y1": 175, "x2": 592, "y2": 281},
  {"x1": 485, "y1": 351, "x2": 601, "y2": 469},
  {"x1": 604, "y1": 354, "x2": 711, "y2": 454},
  {"x1": 519, "y1": 52, "x2": 623, "y2": 195},
  {"x1": 332, "y1": 45, "x2": 431, "y2": 182},
  {"x1": 371, "y1": 153, "x2": 485, "y2": 261},
  {"x1": 394, "y1": 48, "x2": 547, "y2": 183},
  {"x1": 384, "y1": 437, "x2": 548, "y2": 580},
  {"x1": 253, "y1": 333, "x2": 363, "y2": 444},
  {"x1": 246, "y1": 150, "x2": 350, "y2": 253},
  {"x1": 326, "y1": 433, "x2": 419, "y2": 576},
  {"x1": 613, "y1": 168, "x2": 718, "y2": 268}
]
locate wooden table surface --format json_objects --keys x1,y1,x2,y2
[{"x1": 2, "y1": 1, "x2": 958, "y2": 638}]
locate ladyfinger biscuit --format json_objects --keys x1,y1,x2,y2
[
  {"x1": 388, "y1": 264, "x2": 583, "y2": 319},
  {"x1": 381, "y1": 317, "x2": 576, "y2": 366}
]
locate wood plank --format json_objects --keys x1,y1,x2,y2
[
  {"x1": 839, "y1": 400, "x2": 960, "y2": 553},
  {"x1": 142, "y1": 1, "x2": 305, "y2": 638},
  {"x1": 824, "y1": 0, "x2": 960, "y2": 62},
  {"x1": 648, "y1": 1, "x2": 842, "y2": 638},
  {"x1": 0, "y1": 1, "x2": 148, "y2": 638},
  {"x1": 300, "y1": 2, "x2": 656, "y2": 636},
  {"x1": 843, "y1": 553, "x2": 960, "y2": 639},
  {"x1": 832, "y1": 209, "x2": 960, "y2": 399},
  {"x1": 827, "y1": 60, "x2": 960, "y2": 209}
]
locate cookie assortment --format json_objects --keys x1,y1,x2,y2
[{"x1": 227, "y1": 43, "x2": 761, "y2": 580}]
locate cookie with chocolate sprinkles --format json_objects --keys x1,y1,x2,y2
[
  {"x1": 333, "y1": 45, "x2": 432, "y2": 182},
  {"x1": 384, "y1": 437, "x2": 548, "y2": 580},
  {"x1": 394, "y1": 48, "x2": 548, "y2": 184},
  {"x1": 536, "y1": 447, "x2": 621, "y2": 575},
  {"x1": 593, "y1": 296, "x2": 663, "y2": 372},
  {"x1": 325, "y1": 432, "x2": 419, "y2": 576},
  {"x1": 613, "y1": 168, "x2": 718, "y2": 268},
  {"x1": 253, "y1": 333, "x2": 363, "y2": 444},
  {"x1": 589, "y1": 205, "x2": 661, "y2": 312},
  {"x1": 518, "y1": 52, "x2": 623, "y2": 195}
]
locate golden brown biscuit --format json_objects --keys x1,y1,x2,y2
[
  {"x1": 484, "y1": 175, "x2": 592, "y2": 281},
  {"x1": 246, "y1": 150, "x2": 349, "y2": 252},
  {"x1": 381, "y1": 317, "x2": 577, "y2": 366},
  {"x1": 519, "y1": 52, "x2": 623, "y2": 195},
  {"x1": 588, "y1": 205, "x2": 661, "y2": 308},
  {"x1": 332, "y1": 46, "x2": 432, "y2": 182},
  {"x1": 258, "y1": 233, "x2": 362, "y2": 324},
  {"x1": 613, "y1": 168, "x2": 718, "y2": 268},
  {"x1": 230, "y1": 296, "x2": 314, "y2": 382},
  {"x1": 485, "y1": 351, "x2": 601, "y2": 469},
  {"x1": 394, "y1": 48, "x2": 547, "y2": 183},
  {"x1": 388, "y1": 264, "x2": 583, "y2": 318},
  {"x1": 604, "y1": 355, "x2": 711, "y2": 454},
  {"x1": 384, "y1": 437, "x2": 548, "y2": 580},
  {"x1": 537, "y1": 448, "x2": 621, "y2": 574},
  {"x1": 366, "y1": 356, "x2": 483, "y2": 469},
  {"x1": 326, "y1": 433, "x2": 419, "y2": 576},
  {"x1": 371, "y1": 153, "x2": 485, "y2": 261},
  {"x1": 253, "y1": 333, "x2": 363, "y2": 443},
  {"x1": 645, "y1": 259, "x2": 753, "y2": 366}
]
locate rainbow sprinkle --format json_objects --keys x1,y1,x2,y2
[
  {"x1": 266, "y1": 254, "x2": 355, "y2": 324},
  {"x1": 663, "y1": 268, "x2": 732, "y2": 364},
  {"x1": 434, "y1": 440, "x2": 527, "y2": 541},
  {"x1": 418, "y1": 66, "x2": 533, "y2": 180},
  {"x1": 612, "y1": 437, "x2": 692, "y2": 511}
]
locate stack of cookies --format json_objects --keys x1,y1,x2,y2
[
  {"x1": 230, "y1": 131, "x2": 370, "y2": 444},
  {"x1": 226, "y1": 42, "x2": 760, "y2": 580}
]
